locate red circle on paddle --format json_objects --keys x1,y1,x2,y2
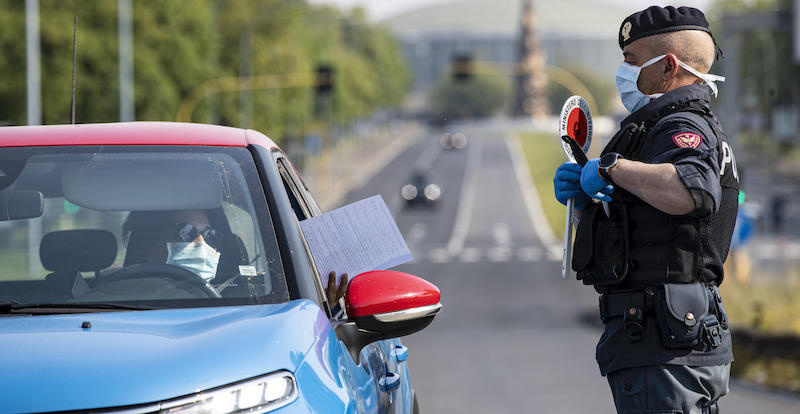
[{"x1": 567, "y1": 108, "x2": 588, "y2": 148}]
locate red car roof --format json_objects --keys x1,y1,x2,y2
[{"x1": 0, "y1": 122, "x2": 278, "y2": 149}]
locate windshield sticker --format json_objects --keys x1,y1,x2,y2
[{"x1": 239, "y1": 265, "x2": 257, "y2": 276}]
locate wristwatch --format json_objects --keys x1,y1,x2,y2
[{"x1": 598, "y1": 152, "x2": 623, "y2": 183}]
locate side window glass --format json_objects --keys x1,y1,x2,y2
[
  {"x1": 276, "y1": 158, "x2": 312, "y2": 221},
  {"x1": 281, "y1": 178, "x2": 307, "y2": 221}
]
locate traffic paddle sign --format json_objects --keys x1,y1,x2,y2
[
  {"x1": 558, "y1": 96, "x2": 593, "y2": 280},
  {"x1": 559, "y1": 95, "x2": 593, "y2": 162}
]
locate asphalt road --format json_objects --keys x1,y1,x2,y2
[{"x1": 342, "y1": 125, "x2": 800, "y2": 413}]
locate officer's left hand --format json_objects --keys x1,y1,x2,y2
[{"x1": 580, "y1": 158, "x2": 614, "y2": 202}]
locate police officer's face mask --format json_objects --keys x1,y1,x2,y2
[
  {"x1": 166, "y1": 241, "x2": 220, "y2": 281},
  {"x1": 616, "y1": 54, "x2": 725, "y2": 113}
]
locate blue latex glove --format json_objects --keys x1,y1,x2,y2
[
  {"x1": 580, "y1": 158, "x2": 614, "y2": 202},
  {"x1": 554, "y1": 162, "x2": 590, "y2": 209}
]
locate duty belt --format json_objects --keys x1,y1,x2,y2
[{"x1": 598, "y1": 288, "x2": 657, "y2": 323}]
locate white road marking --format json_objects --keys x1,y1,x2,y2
[
  {"x1": 429, "y1": 248, "x2": 452, "y2": 263},
  {"x1": 414, "y1": 138, "x2": 443, "y2": 171},
  {"x1": 504, "y1": 136, "x2": 563, "y2": 260},
  {"x1": 460, "y1": 247, "x2": 483, "y2": 263},
  {"x1": 487, "y1": 246, "x2": 512, "y2": 262},
  {"x1": 446, "y1": 138, "x2": 483, "y2": 257},
  {"x1": 493, "y1": 222, "x2": 511, "y2": 246},
  {"x1": 406, "y1": 222, "x2": 427, "y2": 247},
  {"x1": 517, "y1": 246, "x2": 543, "y2": 262},
  {"x1": 546, "y1": 248, "x2": 563, "y2": 262},
  {"x1": 748, "y1": 241, "x2": 800, "y2": 260}
]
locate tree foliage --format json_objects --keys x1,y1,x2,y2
[
  {"x1": 429, "y1": 63, "x2": 511, "y2": 122},
  {"x1": 0, "y1": 0, "x2": 411, "y2": 143},
  {"x1": 546, "y1": 65, "x2": 617, "y2": 117}
]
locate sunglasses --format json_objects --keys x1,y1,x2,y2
[{"x1": 175, "y1": 222, "x2": 221, "y2": 250}]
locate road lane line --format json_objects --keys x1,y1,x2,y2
[
  {"x1": 504, "y1": 136, "x2": 562, "y2": 259},
  {"x1": 518, "y1": 246, "x2": 543, "y2": 262},
  {"x1": 460, "y1": 247, "x2": 482, "y2": 263},
  {"x1": 493, "y1": 222, "x2": 511, "y2": 246},
  {"x1": 406, "y1": 222, "x2": 427, "y2": 247},
  {"x1": 429, "y1": 248, "x2": 451, "y2": 263},
  {"x1": 414, "y1": 137, "x2": 443, "y2": 171},
  {"x1": 446, "y1": 138, "x2": 484, "y2": 257},
  {"x1": 487, "y1": 246, "x2": 512, "y2": 262}
]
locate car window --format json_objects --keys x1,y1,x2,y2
[
  {"x1": 0, "y1": 146, "x2": 289, "y2": 309},
  {"x1": 276, "y1": 158, "x2": 312, "y2": 221}
]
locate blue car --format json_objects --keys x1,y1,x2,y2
[{"x1": 0, "y1": 122, "x2": 441, "y2": 413}]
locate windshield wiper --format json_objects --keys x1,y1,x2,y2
[{"x1": 0, "y1": 302, "x2": 156, "y2": 314}]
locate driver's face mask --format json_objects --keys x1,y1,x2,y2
[
  {"x1": 616, "y1": 54, "x2": 725, "y2": 113},
  {"x1": 166, "y1": 241, "x2": 221, "y2": 281}
]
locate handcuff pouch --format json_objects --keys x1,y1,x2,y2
[{"x1": 654, "y1": 282, "x2": 709, "y2": 349}]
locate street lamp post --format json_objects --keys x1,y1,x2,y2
[{"x1": 25, "y1": 0, "x2": 42, "y2": 278}]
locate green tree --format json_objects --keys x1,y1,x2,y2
[
  {"x1": 546, "y1": 65, "x2": 617, "y2": 116},
  {"x1": 0, "y1": 0, "x2": 411, "y2": 145},
  {"x1": 429, "y1": 63, "x2": 511, "y2": 122}
]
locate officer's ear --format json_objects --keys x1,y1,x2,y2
[{"x1": 662, "y1": 54, "x2": 680, "y2": 79}]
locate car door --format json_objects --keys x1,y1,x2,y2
[{"x1": 273, "y1": 152, "x2": 407, "y2": 413}]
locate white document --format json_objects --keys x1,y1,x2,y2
[{"x1": 299, "y1": 195, "x2": 413, "y2": 288}]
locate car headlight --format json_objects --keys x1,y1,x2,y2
[
  {"x1": 424, "y1": 184, "x2": 441, "y2": 201},
  {"x1": 439, "y1": 133, "x2": 452, "y2": 149},
  {"x1": 161, "y1": 371, "x2": 298, "y2": 414},
  {"x1": 451, "y1": 133, "x2": 467, "y2": 149},
  {"x1": 401, "y1": 184, "x2": 418, "y2": 200}
]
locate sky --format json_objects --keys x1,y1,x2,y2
[{"x1": 308, "y1": 0, "x2": 713, "y2": 21}]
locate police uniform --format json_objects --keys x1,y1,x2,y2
[{"x1": 571, "y1": 6, "x2": 739, "y2": 414}]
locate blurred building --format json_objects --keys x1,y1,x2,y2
[
  {"x1": 383, "y1": 0, "x2": 628, "y2": 92},
  {"x1": 716, "y1": 1, "x2": 800, "y2": 146}
]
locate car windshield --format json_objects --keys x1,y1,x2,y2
[{"x1": 0, "y1": 145, "x2": 289, "y2": 311}]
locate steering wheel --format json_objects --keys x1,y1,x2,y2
[{"x1": 100, "y1": 263, "x2": 222, "y2": 298}]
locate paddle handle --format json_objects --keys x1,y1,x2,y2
[{"x1": 562, "y1": 198, "x2": 575, "y2": 279}]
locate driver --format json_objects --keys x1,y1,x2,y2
[
  {"x1": 122, "y1": 210, "x2": 349, "y2": 305},
  {"x1": 122, "y1": 210, "x2": 220, "y2": 281}
]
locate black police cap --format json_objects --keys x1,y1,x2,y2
[{"x1": 619, "y1": 6, "x2": 712, "y2": 49}]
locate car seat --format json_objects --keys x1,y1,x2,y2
[{"x1": 39, "y1": 229, "x2": 118, "y2": 300}]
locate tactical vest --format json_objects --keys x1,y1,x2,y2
[{"x1": 573, "y1": 101, "x2": 739, "y2": 290}]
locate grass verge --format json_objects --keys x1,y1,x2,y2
[{"x1": 516, "y1": 132, "x2": 568, "y2": 240}]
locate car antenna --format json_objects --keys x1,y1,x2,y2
[{"x1": 70, "y1": 16, "x2": 78, "y2": 124}]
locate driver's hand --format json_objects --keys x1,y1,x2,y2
[{"x1": 326, "y1": 271, "x2": 349, "y2": 306}]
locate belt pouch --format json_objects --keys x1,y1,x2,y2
[
  {"x1": 654, "y1": 283, "x2": 709, "y2": 349},
  {"x1": 596, "y1": 204, "x2": 630, "y2": 285},
  {"x1": 573, "y1": 203, "x2": 600, "y2": 274}
]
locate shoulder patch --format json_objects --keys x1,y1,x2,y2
[{"x1": 672, "y1": 132, "x2": 702, "y2": 148}]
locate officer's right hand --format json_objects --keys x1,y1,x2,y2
[{"x1": 554, "y1": 162, "x2": 590, "y2": 209}]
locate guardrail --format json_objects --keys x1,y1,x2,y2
[{"x1": 732, "y1": 326, "x2": 800, "y2": 360}]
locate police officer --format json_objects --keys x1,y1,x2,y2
[{"x1": 553, "y1": 6, "x2": 739, "y2": 413}]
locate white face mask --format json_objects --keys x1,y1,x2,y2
[
  {"x1": 616, "y1": 54, "x2": 725, "y2": 113},
  {"x1": 166, "y1": 241, "x2": 221, "y2": 281}
]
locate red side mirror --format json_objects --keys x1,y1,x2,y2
[{"x1": 345, "y1": 270, "x2": 441, "y2": 338}]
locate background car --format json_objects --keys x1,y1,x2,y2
[
  {"x1": 438, "y1": 132, "x2": 468, "y2": 150},
  {"x1": 401, "y1": 171, "x2": 442, "y2": 208},
  {"x1": 0, "y1": 122, "x2": 441, "y2": 414}
]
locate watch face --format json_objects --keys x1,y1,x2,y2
[{"x1": 600, "y1": 153, "x2": 618, "y2": 168}]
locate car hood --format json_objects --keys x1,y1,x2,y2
[{"x1": 0, "y1": 299, "x2": 330, "y2": 413}]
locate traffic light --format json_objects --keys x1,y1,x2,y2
[
  {"x1": 314, "y1": 64, "x2": 335, "y2": 118},
  {"x1": 451, "y1": 54, "x2": 473, "y2": 81},
  {"x1": 315, "y1": 64, "x2": 334, "y2": 94}
]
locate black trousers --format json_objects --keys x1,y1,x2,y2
[{"x1": 607, "y1": 364, "x2": 730, "y2": 414}]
